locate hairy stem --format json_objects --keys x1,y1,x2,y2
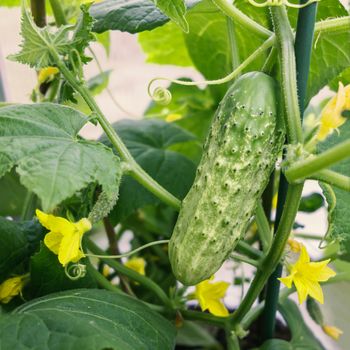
[
  {"x1": 231, "y1": 253, "x2": 259, "y2": 267},
  {"x1": 50, "y1": 51, "x2": 181, "y2": 210},
  {"x1": 230, "y1": 184, "x2": 303, "y2": 325},
  {"x1": 285, "y1": 140, "x2": 350, "y2": 182},
  {"x1": 270, "y1": 7, "x2": 302, "y2": 144},
  {"x1": 48, "y1": 0, "x2": 67, "y2": 26},
  {"x1": 255, "y1": 201, "x2": 273, "y2": 252},
  {"x1": 309, "y1": 169, "x2": 350, "y2": 192},
  {"x1": 211, "y1": 0, "x2": 273, "y2": 39}
]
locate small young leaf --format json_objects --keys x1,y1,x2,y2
[
  {"x1": 72, "y1": 3, "x2": 96, "y2": 61},
  {"x1": 0, "y1": 103, "x2": 122, "y2": 211},
  {"x1": 8, "y1": 6, "x2": 72, "y2": 68}
]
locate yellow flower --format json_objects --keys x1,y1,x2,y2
[
  {"x1": 279, "y1": 245, "x2": 336, "y2": 304},
  {"x1": 165, "y1": 113, "x2": 183, "y2": 123},
  {"x1": 316, "y1": 82, "x2": 350, "y2": 141},
  {"x1": 36, "y1": 209, "x2": 91, "y2": 267},
  {"x1": 287, "y1": 238, "x2": 303, "y2": 253},
  {"x1": 194, "y1": 277, "x2": 229, "y2": 317},
  {"x1": 124, "y1": 257, "x2": 146, "y2": 276},
  {"x1": 322, "y1": 325, "x2": 343, "y2": 341},
  {"x1": 0, "y1": 275, "x2": 27, "y2": 304},
  {"x1": 38, "y1": 67, "x2": 59, "y2": 84}
]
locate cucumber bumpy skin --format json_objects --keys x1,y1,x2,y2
[{"x1": 169, "y1": 72, "x2": 284, "y2": 286}]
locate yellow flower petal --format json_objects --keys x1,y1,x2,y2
[
  {"x1": 322, "y1": 325, "x2": 343, "y2": 341},
  {"x1": 194, "y1": 278, "x2": 229, "y2": 317},
  {"x1": 316, "y1": 83, "x2": 350, "y2": 141},
  {"x1": 36, "y1": 209, "x2": 74, "y2": 235},
  {"x1": 207, "y1": 299, "x2": 229, "y2": 317},
  {"x1": 0, "y1": 275, "x2": 26, "y2": 304},
  {"x1": 38, "y1": 67, "x2": 59, "y2": 84},
  {"x1": 293, "y1": 275, "x2": 309, "y2": 304},
  {"x1": 44, "y1": 230, "x2": 63, "y2": 255},
  {"x1": 58, "y1": 230, "x2": 84, "y2": 266},
  {"x1": 124, "y1": 257, "x2": 146, "y2": 276},
  {"x1": 278, "y1": 274, "x2": 294, "y2": 289}
]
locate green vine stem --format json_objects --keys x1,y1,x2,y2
[
  {"x1": 309, "y1": 169, "x2": 350, "y2": 192},
  {"x1": 285, "y1": 140, "x2": 350, "y2": 182},
  {"x1": 211, "y1": 0, "x2": 273, "y2": 39},
  {"x1": 271, "y1": 7, "x2": 302, "y2": 144},
  {"x1": 255, "y1": 201, "x2": 273, "y2": 252},
  {"x1": 231, "y1": 254, "x2": 260, "y2": 267},
  {"x1": 86, "y1": 239, "x2": 173, "y2": 308},
  {"x1": 230, "y1": 184, "x2": 303, "y2": 326},
  {"x1": 48, "y1": 0, "x2": 67, "y2": 26},
  {"x1": 48, "y1": 51, "x2": 181, "y2": 210}
]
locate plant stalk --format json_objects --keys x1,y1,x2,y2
[
  {"x1": 285, "y1": 139, "x2": 350, "y2": 182},
  {"x1": 50, "y1": 51, "x2": 181, "y2": 210},
  {"x1": 48, "y1": 0, "x2": 67, "y2": 26},
  {"x1": 211, "y1": 0, "x2": 273, "y2": 39},
  {"x1": 309, "y1": 169, "x2": 350, "y2": 192},
  {"x1": 230, "y1": 184, "x2": 303, "y2": 326}
]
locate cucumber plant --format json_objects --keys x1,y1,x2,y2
[{"x1": 0, "y1": 0, "x2": 349, "y2": 349}]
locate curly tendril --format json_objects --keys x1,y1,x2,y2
[
  {"x1": 85, "y1": 240, "x2": 169, "y2": 260},
  {"x1": 248, "y1": 0, "x2": 319, "y2": 8},
  {"x1": 65, "y1": 263, "x2": 87, "y2": 280},
  {"x1": 147, "y1": 36, "x2": 275, "y2": 105}
]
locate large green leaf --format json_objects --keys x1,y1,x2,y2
[
  {"x1": 318, "y1": 122, "x2": 350, "y2": 258},
  {"x1": 0, "y1": 103, "x2": 121, "y2": 211},
  {"x1": 101, "y1": 119, "x2": 196, "y2": 224},
  {"x1": 28, "y1": 244, "x2": 96, "y2": 297},
  {"x1": 0, "y1": 218, "x2": 44, "y2": 282},
  {"x1": 138, "y1": 21, "x2": 193, "y2": 66},
  {"x1": 90, "y1": 0, "x2": 200, "y2": 34},
  {"x1": 0, "y1": 289, "x2": 176, "y2": 350}
]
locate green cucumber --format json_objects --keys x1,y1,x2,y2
[{"x1": 169, "y1": 72, "x2": 284, "y2": 285}]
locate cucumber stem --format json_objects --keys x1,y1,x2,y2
[
  {"x1": 211, "y1": 0, "x2": 273, "y2": 39},
  {"x1": 48, "y1": 0, "x2": 67, "y2": 26},
  {"x1": 230, "y1": 184, "x2": 303, "y2": 325},
  {"x1": 309, "y1": 169, "x2": 350, "y2": 192},
  {"x1": 255, "y1": 201, "x2": 273, "y2": 252},
  {"x1": 285, "y1": 140, "x2": 350, "y2": 182}
]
